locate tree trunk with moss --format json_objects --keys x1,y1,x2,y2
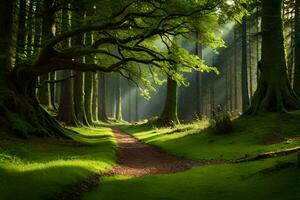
[
  {"x1": 37, "y1": 0, "x2": 56, "y2": 108},
  {"x1": 84, "y1": 31, "x2": 94, "y2": 125},
  {"x1": 72, "y1": 5, "x2": 89, "y2": 126},
  {"x1": 248, "y1": 0, "x2": 300, "y2": 114},
  {"x1": 57, "y1": 70, "x2": 78, "y2": 126},
  {"x1": 242, "y1": 15, "x2": 250, "y2": 112},
  {"x1": 84, "y1": 71, "x2": 93, "y2": 125},
  {"x1": 57, "y1": 8, "x2": 77, "y2": 126},
  {"x1": 92, "y1": 73, "x2": 98, "y2": 121},
  {"x1": 16, "y1": 0, "x2": 27, "y2": 64},
  {"x1": 49, "y1": 71, "x2": 57, "y2": 110},
  {"x1": 115, "y1": 75, "x2": 122, "y2": 121},
  {"x1": 0, "y1": 0, "x2": 68, "y2": 137},
  {"x1": 156, "y1": 73, "x2": 179, "y2": 126},
  {"x1": 294, "y1": 0, "x2": 300, "y2": 96},
  {"x1": 73, "y1": 71, "x2": 89, "y2": 126},
  {"x1": 98, "y1": 72, "x2": 108, "y2": 121}
]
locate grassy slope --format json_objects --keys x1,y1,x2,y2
[
  {"x1": 82, "y1": 113, "x2": 300, "y2": 200},
  {"x1": 0, "y1": 127, "x2": 116, "y2": 200},
  {"x1": 120, "y1": 112, "x2": 300, "y2": 160},
  {"x1": 83, "y1": 154, "x2": 300, "y2": 200}
]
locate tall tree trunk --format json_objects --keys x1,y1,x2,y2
[
  {"x1": 57, "y1": 8, "x2": 77, "y2": 125},
  {"x1": 37, "y1": 0, "x2": 56, "y2": 107},
  {"x1": 49, "y1": 71, "x2": 57, "y2": 110},
  {"x1": 242, "y1": 15, "x2": 250, "y2": 112},
  {"x1": 195, "y1": 32, "x2": 203, "y2": 117},
  {"x1": 16, "y1": 0, "x2": 27, "y2": 63},
  {"x1": 72, "y1": 5, "x2": 89, "y2": 126},
  {"x1": 116, "y1": 75, "x2": 122, "y2": 121},
  {"x1": 209, "y1": 76, "x2": 215, "y2": 118},
  {"x1": 156, "y1": 72, "x2": 179, "y2": 126},
  {"x1": 230, "y1": 58, "x2": 234, "y2": 111},
  {"x1": 84, "y1": 71, "x2": 93, "y2": 125},
  {"x1": 127, "y1": 81, "x2": 132, "y2": 122},
  {"x1": 58, "y1": 70, "x2": 78, "y2": 126},
  {"x1": 34, "y1": 0, "x2": 42, "y2": 56},
  {"x1": 249, "y1": 0, "x2": 300, "y2": 113},
  {"x1": 225, "y1": 62, "x2": 229, "y2": 111},
  {"x1": 135, "y1": 86, "x2": 139, "y2": 121},
  {"x1": 84, "y1": 35, "x2": 94, "y2": 125},
  {"x1": 0, "y1": 0, "x2": 68, "y2": 137},
  {"x1": 27, "y1": 0, "x2": 35, "y2": 57},
  {"x1": 74, "y1": 71, "x2": 89, "y2": 125},
  {"x1": 248, "y1": 20, "x2": 253, "y2": 98},
  {"x1": 234, "y1": 26, "x2": 239, "y2": 110},
  {"x1": 98, "y1": 72, "x2": 108, "y2": 121},
  {"x1": 294, "y1": 0, "x2": 300, "y2": 96},
  {"x1": 92, "y1": 73, "x2": 98, "y2": 121},
  {"x1": 0, "y1": 0, "x2": 15, "y2": 73}
]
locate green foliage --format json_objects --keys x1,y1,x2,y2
[
  {"x1": 51, "y1": 0, "x2": 247, "y2": 98},
  {"x1": 210, "y1": 111, "x2": 234, "y2": 134}
]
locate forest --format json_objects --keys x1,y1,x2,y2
[{"x1": 0, "y1": 0, "x2": 300, "y2": 199}]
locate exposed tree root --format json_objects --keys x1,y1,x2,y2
[{"x1": 233, "y1": 147, "x2": 300, "y2": 163}]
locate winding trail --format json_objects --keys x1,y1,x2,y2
[
  {"x1": 54, "y1": 127, "x2": 300, "y2": 200},
  {"x1": 111, "y1": 127, "x2": 225, "y2": 177}
]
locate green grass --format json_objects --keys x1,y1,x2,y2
[
  {"x1": 0, "y1": 126, "x2": 116, "y2": 200},
  {"x1": 83, "y1": 154, "x2": 300, "y2": 200},
  {"x1": 120, "y1": 112, "x2": 300, "y2": 160}
]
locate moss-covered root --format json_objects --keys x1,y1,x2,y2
[{"x1": 0, "y1": 90, "x2": 70, "y2": 138}]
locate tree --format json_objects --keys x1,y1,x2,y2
[
  {"x1": 116, "y1": 75, "x2": 123, "y2": 121},
  {"x1": 92, "y1": 73, "x2": 98, "y2": 121},
  {"x1": 0, "y1": 0, "x2": 243, "y2": 136},
  {"x1": 294, "y1": 0, "x2": 300, "y2": 96},
  {"x1": 57, "y1": 70, "x2": 78, "y2": 126},
  {"x1": 57, "y1": 8, "x2": 78, "y2": 126},
  {"x1": 156, "y1": 68, "x2": 180, "y2": 126},
  {"x1": 135, "y1": 86, "x2": 139, "y2": 121},
  {"x1": 195, "y1": 32, "x2": 203, "y2": 117},
  {"x1": 16, "y1": 0, "x2": 27, "y2": 64},
  {"x1": 241, "y1": 12, "x2": 250, "y2": 112},
  {"x1": 72, "y1": 2, "x2": 89, "y2": 126},
  {"x1": 37, "y1": 0, "x2": 56, "y2": 108},
  {"x1": 248, "y1": 0, "x2": 300, "y2": 113},
  {"x1": 98, "y1": 72, "x2": 108, "y2": 121}
]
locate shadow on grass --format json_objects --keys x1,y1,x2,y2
[{"x1": 0, "y1": 165, "x2": 92, "y2": 200}]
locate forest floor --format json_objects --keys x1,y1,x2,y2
[
  {"x1": 0, "y1": 127, "x2": 116, "y2": 200},
  {"x1": 82, "y1": 112, "x2": 300, "y2": 200},
  {"x1": 110, "y1": 127, "x2": 226, "y2": 177},
  {"x1": 1, "y1": 112, "x2": 300, "y2": 200},
  {"x1": 119, "y1": 112, "x2": 300, "y2": 160}
]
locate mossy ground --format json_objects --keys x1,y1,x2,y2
[
  {"x1": 1, "y1": 112, "x2": 300, "y2": 200},
  {"x1": 82, "y1": 112, "x2": 300, "y2": 200},
  {"x1": 0, "y1": 126, "x2": 116, "y2": 200},
  {"x1": 83, "y1": 154, "x2": 300, "y2": 200},
  {"x1": 120, "y1": 112, "x2": 300, "y2": 160}
]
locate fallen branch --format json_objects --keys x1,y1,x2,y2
[{"x1": 233, "y1": 147, "x2": 300, "y2": 163}]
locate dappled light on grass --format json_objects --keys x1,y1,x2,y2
[
  {"x1": 120, "y1": 113, "x2": 300, "y2": 160},
  {"x1": 83, "y1": 154, "x2": 300, "y2": 200},
  {"x1": 0, "y1": 127, "x2": 116, "y2": 200}
]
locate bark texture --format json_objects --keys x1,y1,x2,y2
[
  {"x1": 156, "y1": 74, "x2": 179, "y2": 126},
  {"x1": 294, "y1": 0, "x2": 300, "y2": 96},
  {"x1": 248, "y1": 0, "x2": 300, "y2": 114},
  {"x1": 98, "y1": 72, "x2": 108, "y2": 121}
]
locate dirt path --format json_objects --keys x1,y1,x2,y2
[
  {"x1": 54, "y1": 127, "x2": 300, "y2": 200},
  {"x1": 111, "y1": 127, "x2": 225, "y2": 177}
]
